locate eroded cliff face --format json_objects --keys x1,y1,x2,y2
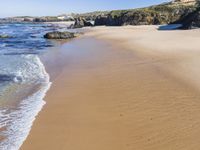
[
  {"x1": 71, "y1": 0, "x2": 200, "y2": 29},
  {"x1": 94, "y1": 3, "x2": 196, "y2": 26},
  {"x1": 173, "y1": 6, "x2": 200, "y2": 29}
]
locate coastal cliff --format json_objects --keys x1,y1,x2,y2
[
  {"x1": 94, "y1": 2, "x2": 197, "y2": 26},
  {"x1": 173, "y1": 2, "x2": 200, "y2": 29}
]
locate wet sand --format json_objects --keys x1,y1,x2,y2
[{"x1": 21, "y1": 26, "x2": 200, "y2": 150}]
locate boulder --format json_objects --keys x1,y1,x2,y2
[
  {"x1": 72, "y1": 17, "x2": 93, "y2": 28},
  {"x1": 0, "y1": 35, "x2": 13, "y2": 38},
  {"x1": 44, "y1": 31, "x2": 75, "y2": 39}
]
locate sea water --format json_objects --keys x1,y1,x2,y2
[{"x1": 0, "y1": 23, "x2": 64, "y2": 150}]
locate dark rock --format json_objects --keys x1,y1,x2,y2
[
  {"x1": 0, "y1": 35, "x2": 13, "y2": 38},
  {"x1": 44, "y1": 31, "x2": 75, "y2": 39},
  {"x1": 94, "y1": 3, "x2": 196, "y2": 26},
  {"x1": 94, "y1": 15, "x2": 108, "y2": 26},
  {"x1": 84, "y1": 20, "x2": 93, "y2": 26},
  {"x1": 72, "y1": 17, "x2": 93, "y2": 28},
  {"x1": 173, "y1": 7, "x2": 200, "y2": 29},
  {"x1": 33, "y1": 16, "x2": 63, "y2": 22},
  {"x1": 0, "y1": 74, "x2": 22, "y2": 83},
  {"x1": 30, "y1": 35, "x2": 37, "y2": 38},
  {"x1": 74, "y1": 18, "x2": 85, "y2": 28}
]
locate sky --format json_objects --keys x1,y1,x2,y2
[{"x1": 0, "y1": 0, "x2": 170, "y2": 18}]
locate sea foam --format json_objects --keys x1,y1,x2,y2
[{"x1": 0, "y1": 55, "x2": 51, "y2": 150}]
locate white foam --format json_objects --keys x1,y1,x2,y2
[
  {"x1": 0, "y1": 55, "x2": 51, "y2": 150},
  {"x1": 0, "y1": 55, "x2": 48, "y2": 83}
]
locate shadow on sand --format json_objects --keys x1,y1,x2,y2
[{"x1": 158, "y1": 24, "x2": 183, "y2": 31}]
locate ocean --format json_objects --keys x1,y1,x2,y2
[{"x1": 0, "y1": 23, "x2": 65, "y2": 150}]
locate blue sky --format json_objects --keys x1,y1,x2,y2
[{"x1": 0, "y1": 0, "x2": 170, "y2": 17}]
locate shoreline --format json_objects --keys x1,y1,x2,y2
[
  {"x1": 21, "y1": 26, "x2": 200, "y2": 150},
  {"x1": 86, "y1": 26, "x2": 200, "y2": 91}
]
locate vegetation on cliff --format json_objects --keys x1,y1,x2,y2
[{"x1": 94, "y1": 2, "x2": 197, "y2": 26}]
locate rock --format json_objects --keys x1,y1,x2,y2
[
  {"x1": 44, "y1": 31, "x2": 75, "y2": 39},
  {"x1": 0, "y1": 74, "x2": 22, "y2": 83},
  {"x1": 72, "y1": 17, "x2": 93, "y2": 28},
  {"x1": 173, "y1": 7, "x2": 200, "y2": 29},
  {"x1": 94, "y1": 15, "x2": 108, "y2": 26},
  {"x1": 84, "y1": 20, "x2": 93, "y2": 26},
  {"x1": 74, "y1": 18, "x2": 85, "y2": 28},
  {"x1": 68, "y1": 24, "x2": 75, "y2": 29},
  {"x1": 0, "y1": 35, "x2": 13, "y2": 38},
  {"x1": 34, "y1": 16, "x2": 63, "y2": 22},
  {"x1": 94, "y1": 3, "x2": 196, "y2": 26}
]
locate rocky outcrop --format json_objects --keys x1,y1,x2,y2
[
  {"x1": 95, "y1": 10, "x2": 163, "y2": 26},
  {"x1": 0, "y1": 35, "x2": 13, "y2": 38},
  {"x1": 94, "y1": 16, "x2": 108, "y2": 26},
  {"x1": 71, "y1": 17, "x2": 93, "y2": 28},
  {"x1": 72, "y1": 11, "x2": 109, "y2": 21},
  {"x1": 44, "y1": 31, "x2": 75, "y2": 39},
  {"x1": 0, "y1": 74, "x2": 22, "y2": 83},
  {"x1": 172, "y1": 6, "x2": 200, "y2": 29},
  {"x1": 94, "y1": 3, "x2": 196, "y2": 26},
  {"x1": 33, "y1": 16, "x2": 74, "y2": 22},
  {"x1": 34, "y1": 17, "x2": 60, "y2": 22}
]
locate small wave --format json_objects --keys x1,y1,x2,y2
[
  {"x1": 0, "y1": 55, "x2": 49, "y2": 83},
  {"x1": 0, "y1": 23, "x2": 57, "y2": 150},
  {"x1": 0, "y1": 82, "x2": 51, "y2": 150},
  {"x1": 0, "y1": 55, "x2": 51, "y2": 150}
]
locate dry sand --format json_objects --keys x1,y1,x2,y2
[{"x1": 21, "y1": 26, "x2": 200, "y2": 150}]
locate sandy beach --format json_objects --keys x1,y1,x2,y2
[{"x1": 21, "y1": 26, "x2": 200, "y2": 150}]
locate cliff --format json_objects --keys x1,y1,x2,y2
[
  {"x1": 173, "y1": 6, "x2": 200, "y2": 29},
  {"x1": 94, "y1": 2, "x2": 197, "y2": 26}
]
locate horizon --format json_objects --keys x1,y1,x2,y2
[{"x1": 0, "y1": 0, "x2": 170, "y2": 18}]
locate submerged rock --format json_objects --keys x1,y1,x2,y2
[
  {"x1": 0, "y1": 35, "x2": 13, "y2": 38},
  {"x1": 44, "y1": 31, "x2": 75, "y2": 39},
  {"x1": 0, "y1": 74, "x2": 22, "y2": 83}
]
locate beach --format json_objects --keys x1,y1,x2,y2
[{"x1": 21, "y1": 26, "x2": 200, "y2": 150}]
